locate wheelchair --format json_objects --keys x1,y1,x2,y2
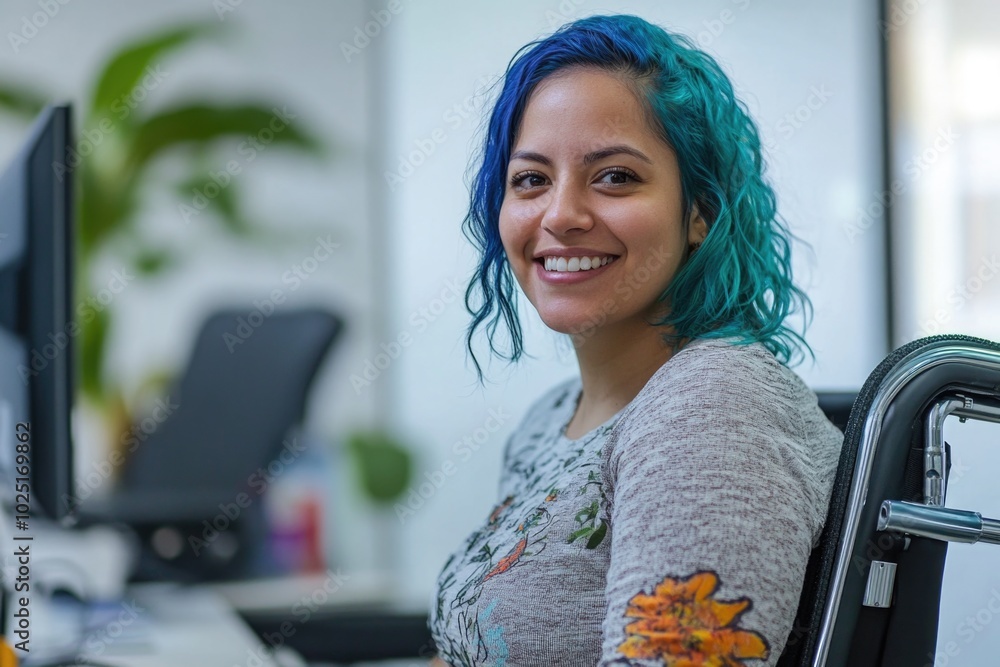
[{"x1": 778, "y1": 333, "x2": 1000, "y2": 666}]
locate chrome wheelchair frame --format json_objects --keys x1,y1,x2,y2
[{"x1": 780, "y1": 334, "x2": 1000, "y2": 666}]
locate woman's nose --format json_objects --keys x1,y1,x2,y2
[{"x1": 539, "y1": 182, "x2": 594, "y2": 236}]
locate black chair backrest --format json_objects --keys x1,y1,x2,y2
[
  {"x1": 780, "y1": 334, "x2": 1000, "y2": 666},
  {"x1": 120, "y1": 308, "x2": 342, "y2": 500},
  {"x1": 816, "y1": 392, "x2": 857, "y2": 434}
]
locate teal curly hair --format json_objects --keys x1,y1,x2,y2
[{"x1": 462, "y1": 13, "x2": 815, "y2": 380}]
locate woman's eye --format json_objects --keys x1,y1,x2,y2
[
  {"x1": 596, "y1": 168, "x2": 639, "y2": 186},
  {"x1": 510, "y1": 171, "x2": 547, "y2": 189}
]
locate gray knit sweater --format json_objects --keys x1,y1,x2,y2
[{"x1": 429, "y1": 336, "x2": 844, "y2": 666}]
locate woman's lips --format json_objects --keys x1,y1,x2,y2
[{"x1": 534, "y1": 256, "x2": 618, "y2": 284}]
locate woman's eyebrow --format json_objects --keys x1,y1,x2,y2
[
  {"x1": 508, "y1": 145, "x2": 652, "y2": 166},
  {"x1": 508, "y1": 150, "x2": 551, "y2": 165},
  {"x1": 583, "y1": 145, "x2": 652, "y2": 165}
]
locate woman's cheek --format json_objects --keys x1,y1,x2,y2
[{"x1": 499, "y1": 214, "x2": 529, "y2": 263}]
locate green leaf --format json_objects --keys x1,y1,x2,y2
[
  {"x1": 0, "y1": 80, "x2": 48, "y2": 118},
  {"x1": 78, "y1": 306, "x2": 110, "y2": 400},
  {"x1": 202, "y1": 180, "x2": 249, "y2": 235},
  {"x1": 132, "y1": 248, "x2": 176, "y2": 275},
  {"x1": 89, "y1": 23, "x2": 222, "y2": 120},
  {"x1": 346, "y1": 431, "x2": 413, "y2": 504},
  {"x1": 175, "y1": 174, "x2": 254, "y2": 236},
  {"x1": 76, "y1": 160, "x2": 135, "y2": 255},
  {"x1": 585, "y1": 521, "x2": 607, "y2": 549},
  {"x1": 127, "y1": 103, "x2": 324, "y2": 172},
  {"x1": 574, "y1": 499, "x2": 598, "y2": 524},
  {"x1": 567, "y1": 526, "x2": 594, "y2": 544}
]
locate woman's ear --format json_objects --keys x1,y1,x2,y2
[{"x1": 687, "y1": 203, "x2": 708, "y2": 247}]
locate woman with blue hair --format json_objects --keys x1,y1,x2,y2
[{"x1": 429, "y1": 14, "x2": 842, "y2": 667}]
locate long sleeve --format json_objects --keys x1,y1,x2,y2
[
  {"x1": 598, "y1": 343, "x2": 840, "y2": 666},
  {"x1": 430, "y1": 337, "x2": 841, "y2": 667}
]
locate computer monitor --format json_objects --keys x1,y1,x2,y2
[{"x1": 0, "y1": 104, "x2": 75, "y2": 525}]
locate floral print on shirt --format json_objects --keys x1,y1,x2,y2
[{"x1": 430, "y1": 393, "x2": 618, "y2": 667}]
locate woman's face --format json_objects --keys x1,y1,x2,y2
[{"x1": 499, "y1": 67, "x2": 706, "y2": 342}]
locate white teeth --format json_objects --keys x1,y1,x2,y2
[{"x1": 542, "y1": 255, "x2": 616, "y2": 272}]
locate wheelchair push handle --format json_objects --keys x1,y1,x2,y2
[
  {"x1": 878, "y1": 499, "x2": 1000, "y2": 545},
  {"x1": 879, "y1": 392, "x2": 1000, "y2": 546}
]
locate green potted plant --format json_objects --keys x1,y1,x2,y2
[{"x1": 0, "y1": 21, "x2": 325, "y2": 463}]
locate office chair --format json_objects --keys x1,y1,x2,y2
[
  {"x1": 779, "y1": 333, "x2": 1000, "y2": 666},
  {"x1": 90, "y1": 307, "x2": 342, "y2": 581}
]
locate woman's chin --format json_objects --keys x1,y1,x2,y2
[{"x1": 537, "y1": 312, "x2": 608, "y2": 340}]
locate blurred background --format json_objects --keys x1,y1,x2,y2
[{"x1": 0, "y1": 0, "x2": 997, "y2": 664}]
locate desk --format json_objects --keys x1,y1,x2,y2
[
  {"x1": 210, "y1": 572, "x2": 433, "y2": 664},
  {"x1": 76, "y1": 583, "x2": 280, "y2": 667}
]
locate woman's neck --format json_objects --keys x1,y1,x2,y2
[{"x1": 563, "y1": 318, "x2": 690, "y2": 439}]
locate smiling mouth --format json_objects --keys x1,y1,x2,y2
[{"x1": 537, "y1": 255, "x2": 619, "y2": 273}]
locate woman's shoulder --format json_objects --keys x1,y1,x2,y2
[
  {"x1": 631, "y1": 335, "x2": 794, "y2": 409},
  {"x1": 614, "y1": 334, "x2": 830, "y2": 451},
  {"x1": 604, "y1": 335, "x2": 843, "y2": 542}
]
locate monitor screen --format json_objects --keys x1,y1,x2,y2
[{"x1": 0, "y1": 104, "x2": 75, "y2": 524}]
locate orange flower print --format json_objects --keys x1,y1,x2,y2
[
  {"x1": 488, "y1": 495, "x2": 515, "y2": 526},
  {"x1": 617, "y1": 570, "x2": 769, "y2": 666},
  {"x1": 482, "y1": 536, "x2": 527, "y2": 582}
]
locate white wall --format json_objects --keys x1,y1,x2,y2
[{"x1": 381, "y1": 0, "x2": 888, "y2": 606}]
